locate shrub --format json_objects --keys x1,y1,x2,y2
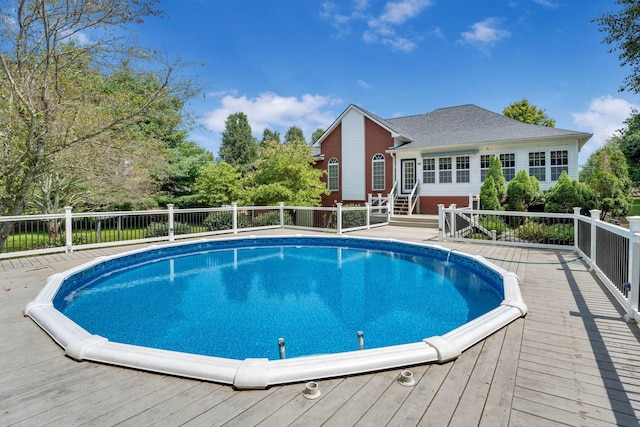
[
  {"x1": 480, "y1": 215, "x2": 510, "y2": 234},
  {"x1": 252, "y1": 211, "x2": 282, "y2": 227},
  {"x1": 480, "y1": 175, "x2": 502, "y2": 210},
  {"x1": 515, "y1": 221, "x2": 574, "y2": 244},
  {"x1": 506, "y1": 170, "x2": 542, "y2": 212},
  {"x1": 341, "y1": 206, "x2": 366, "y2": 229},
  {"x1": 144, "y1": 221, "x2": 191, "y2": 238},
  {"x1": 203, "y1": 211, "x2": 249, "y2": 231}
]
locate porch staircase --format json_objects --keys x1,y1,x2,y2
[{"x1": 393, "y1": 196, "x2": 411, "y2": 215}]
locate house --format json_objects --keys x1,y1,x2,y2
[{"x1": 313, "y1": 104, "x2": 592, "y2": 214}]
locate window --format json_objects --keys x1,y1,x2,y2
[
  {"x1": 439, "y1": 157, "x2": 452, "y2": 183},
  {"x1": 480, "y1": 155, "x2": 491, "y2": 182},
  {"x1": 529, "y1": 152, "x2": 546, "y2": 181},
  {"x1": 423, "y1": 158, "x2": 435, "y2": 183},
  {"x1": 328, "y1": 157, "x2": 339, "y2": 191},
  {"x1": 372, "y1": 154, "x2": 385, "y2": 191},
  {"x1": 456, "y1": 156, "x2": 470, "y2": 183},
  {"x1": 500, "y1": 153, "x2": 516, "y2": 181},
  {"x1": 550, "y1": 150, "x2": 568, "y2": 180}
]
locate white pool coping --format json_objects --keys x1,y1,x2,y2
[{"x1": 24, "y1": 235, "x2": 527, "y2": 390}]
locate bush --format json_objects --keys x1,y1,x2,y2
[
  {"x1": 341, "y1": 206, "x2": 366, "y2": 229},
  {"x1": 515, "y1": 221, "x2": 573, "y2": 244},
  {"x1": 252, "y1": 211, "x2": 282, "y2": 227},
  {"x1": 203, "y1": 211, "x2": 249, "y2": 231},
  {"x1": 144, "y1": 221, "x2": 191, "y2": 238},
  {"x1": 480, "y1": 215, "x2": 510, "y2": 234}
]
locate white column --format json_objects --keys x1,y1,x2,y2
[
  {"x1": 167, "y1": 204, "x2": 175, "y2": 241},
  {"x1": 625, "y1": 216, "x2": 640, "y2": 323},
  {"x1": 64, "y1": 206, "x2": 73, "y2": 253}
]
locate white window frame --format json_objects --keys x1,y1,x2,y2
[
  {"x1": 423, "y1": 158, "x2": 436, "y2": 184},
  {"x1": 500, "y1": 153, "x2": 516, "y2": 181},
  {"x1": 439, "y1": 157, "x2": 452, "y2": 183},
  {"x1": 372, "y1": 153, "x2": 385, "y2": 191},
  {"x1": 480, "y1": 154, "x2": 491, "y2": 182},
  {"x1": 550, "y1": 150, "x2": 569, "y2": 180},
  {"x1": 456, "y1": 156, "x2": 470, "y2": 183},
  {"x1": 529, "y1": 152, "x2": 546, "y2": 182},
  {"x1": 328, "y1": 157, "x2": 339, "y2": 191}
]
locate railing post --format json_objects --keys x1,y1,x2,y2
[
  {"x1": 168, "y1": 204, "x2": 175, "y2": 241},
  {"x1": 388, "y1": 194, "x2": 394, "y2": 216},
  {"x1": 337, "y1": 203, "x2": 343, "y2": 235},
  {"x1": 626, "y1": 216, "x2": 640, "y2": 323},
  {"x1": 279, "y1": 202, "x2": 285, "y2": 228},
  {"x1": 438, "y1": 204, "x2": 445, "y2": 241},
  {"x1": 368, "y1": 193, "x2": 372, "y2": 205},
  {"x1": 468, "y1": 194, "x2": 473, "y2": 209},
  {"x1": 573, "y1": 207, "x2": 581, "y2": 251},
  {"x1": 232, "y1": 203, "x2": 238, "y2": 234},
  {"x1": 589, "y1": 209, "x2": 601, "y2": 266},
  {"x1": 64, "y1": 206, "x2": 73, "y2": 253},
  {"x1": 366, "y1": 202, "x2": 371, "y2": 229},
  {"x1": 450, "y1": 204, "x2": 457, "y2": 237}
]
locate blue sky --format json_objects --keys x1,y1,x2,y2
[{"x1": 136, "y1": 0, "x2": 639, "y2": 165}]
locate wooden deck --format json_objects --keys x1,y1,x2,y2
[{"x1": 1, "y1": 227, "x2": 639, "y2": 426}]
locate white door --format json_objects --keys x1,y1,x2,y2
[{"x1": 401, "y1": 159, "x2": 416, "y2": 194}]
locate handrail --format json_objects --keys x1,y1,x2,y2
[{"x1": 407, "y1": 180, "x2": 420, "y2": 216}]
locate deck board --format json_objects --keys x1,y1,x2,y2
[{"x1": 1, "y1": 226, "x2": 640, "y2": 426}]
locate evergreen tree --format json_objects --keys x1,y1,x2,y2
[
  {"x1": 610, "y1": 109, "x2": 640, "y2": 185},
  {"x1": 219, "y1": 112, "x2": 258, "y2": 173},
  {"x1": 284, "y1": 126, "x2": 306, "y2": 144},
  {"x1": 261, "y1": 128, "x2": 281, "y2": 146},
  {"x1": 480, "y1": 176, "x2": 501, "y2": 211},
  {"x1": 587, "y1": 146, "x2": 633, "y2": 219},
  {"x1": 311, "y1": 128, "x2": 325, "y2": 144},
  {"x1": 545, "y1": 171, "x2": 598, "y2": 215},
  {"x1": 506, "y1": 170, "x2": 542, "y2": 212},
  {"x1": 486, "y1": 156, "x2": 507, "y2": 202}
]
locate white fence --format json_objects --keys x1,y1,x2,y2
[
  {"x1": 439, "y1": 205, "x2": 640, "y2": 324},
  {"x1": 0, "y1": 202, "x2": 390, "y2": 259}
]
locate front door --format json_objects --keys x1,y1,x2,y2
[{"x1": 401, "y1": 159, "x2": 416, "y2": 194}]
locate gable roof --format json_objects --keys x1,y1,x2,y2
[{"x1": 314, "y1": 104, "x2": 592, "y2": 152}]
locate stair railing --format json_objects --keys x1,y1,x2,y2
[{"x1": 407, "y1": 180, "x2": 420, "y2": 216}]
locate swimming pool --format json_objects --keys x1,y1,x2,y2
[{"x1": 25, "y1": 235, "x2": 527, "y2": 389}]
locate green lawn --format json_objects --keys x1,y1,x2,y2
[{"x1": 630, "y1": 197, "x2": 640, "y2": 217}]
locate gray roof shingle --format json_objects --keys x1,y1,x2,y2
[{"x1": 383, "y1": 104, "x2": 592, "y2": 150}]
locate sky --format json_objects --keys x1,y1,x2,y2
[{"x1": 134, "y1": 0, "x2": 640, "y2": 165}]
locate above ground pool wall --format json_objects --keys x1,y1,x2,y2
[{"x1": 24, "y1": 235, "x2": 527, "y2": 390}]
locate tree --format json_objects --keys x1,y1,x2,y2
[
  {"x1": 506, "y1": 170, "x2": 542, "y2": 212},
  {"x1": 480, "y1": 176, "x2": 501, "y2": 211},
  {"x1": 218, "y1": 112, "x2": 258, "y2": 173},
  {"x1": 0, "y1": 0, "x2": 193, "y2": 250},
  {"x1": 195, "y1": 161, "x2": 243, "y2": 207},
  {"x1": 244, "y1": 140, "x2": 328, "y2": 206},
  {"x1": 586, "y1": 146, "x2": 633, "y2": 219},
  {"x1": 311, "y1": 128, "x2": 325, "y2": 144},
  {"x1": 594, "y1": 0, "x2": 640, "y2": 93},
  {"x1": 284, "y1": 126, "x2": 306, "y2": 144},
  {"x1": 481, "y1": 156, "x2": 507, "y2": 208},
  {"x1": 610, "y1": 109, "x2": 640, "y2": 184},
  {"x1": 155, "y1": 141, "x2": 214, "y2": 208},
  {"x1": 545, "y1": 171, "x2": 598, "y2": 215},
  {"x1": 503, "y1": 98, "x2": 556, "y2": 127},
  {"x1": 261, "y1": 128, "x2": 281, "y2": 145}
]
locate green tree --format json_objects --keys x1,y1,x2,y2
[
  {"x1": 480, "y1": 156, "x2": 507, "y2": 210},
  {"x1": 0, "y1": 0, "x2": 193, "y2": 250},
  {"x1": 545, "y1": 171, "x2": 598, "y2": 215},
  {"x1": 480, "y1": 175, "x2": 501, "y2": 211},
  {"x1": 284, "y1": 126, "x2": 306, "y2": 144},
  {"x1": 610, "y1": 109, "x2": 640, "y2": 184},
  {"x1": 586, "y1": 146, "x2": 633, "y2": 219},
  {"x1": 261, "y1": 128, "x2": 281, "y2": 146},
  {"x1": 506, "y1": 170, "x2": 542, "y2": 212},
  {"x1": 503, "y1": 98, "x2": 556, "y2": 127},
  {"x1": 218, "y1": 112, "x2": 258, "y2": 173},
  {"x1": 196, "y1": 161, "x2": 243, "y2": 207},
  {"x1": 156, "y1": 141, "x2": 214, "y2": 208},
  {"x1": 311, "y1": 128, "x2": 325, "y2": 144},
  {"x1": 244, "y1": 140, "x2": 328, "y2": 206},
  {"x1": 594, "y1": 0, "x2": 640, "y2": 93}
]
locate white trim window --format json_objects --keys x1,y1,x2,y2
[
  {"x1": 500, "y1": 153, "x2": 516, "y2": 181},
  {"x1": 480, "y1": 154, "x2": 491, "y2": 182},
  {"x1": 372, "y1": 154, "x2": 385, "y2": 191},
  {"x1": 550, "y1": 150, "x2": 568, "y2": 180},
  {"x1": 439, "y1": 157, "x2": 452, "y2": 183},
  {"x1": 529, "y1": 152, "x2": 546, "y2": 181},
  {"x1": 423, "y1": 158, "x2": 436, "y2": 183},
  {"x1": 456, "y1": 156, "x2": 470, "y2": 183},
  {"x1": 328, "y1": 157, "x2": 339, "y2": 191}
]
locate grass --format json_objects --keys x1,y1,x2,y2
[{"x1": 629, "y1": 197, "x2": 640, "y2": 217}]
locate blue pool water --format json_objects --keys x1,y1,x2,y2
[{"x1": 55, "y1": 237, "x2": 503, "y2": 360}]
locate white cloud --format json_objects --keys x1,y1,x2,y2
[
  {"x1": 357, "y1": 79, "x2": 372, "y2": 89},
  {"x1": 203, "y1": 92, "x2": 342, "y2": 141},
  {"x1": 322, "y1": 0, "x2": 432, "y2": 52},
  {"x1": 572, "y1": 95, "x2": 640, "y2": 164},
  {"x1": 534, "y1": 0, "x2": 560, "y2": 9},
  {"x1": 460, "y1": 18, "x2": 510, "y2": 50}
]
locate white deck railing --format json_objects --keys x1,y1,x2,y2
[
  {"x1": 0, "y1": 202, "x2": 390, "y2": 259},
  {"x1": 438, "y1": 204, "x2": 640, "y2": 324}
]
